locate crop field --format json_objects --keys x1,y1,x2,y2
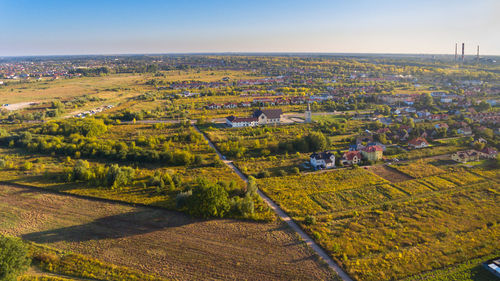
[
  {"x1": 0, "y1": 74, "x2": 145, "y2": 105},
  {"x1": 0, "y1": 183, "x2": 337, "y2": 281},
  {"x1": 256, "y1": 164, "x2": 500, "y2": 281},
  {"x1": 367, "y1": 165, "x2": 413, "y2": 182},
  {"x1": 390, "y1": 161, "x2": 445, "y2": 178},
  {"x1": 258, "y1": 168, "x2": 389, "y2": 217}
]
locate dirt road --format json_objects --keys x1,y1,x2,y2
[{"x1": 193, "y1": 123, "x2": 353, "y2": 281}]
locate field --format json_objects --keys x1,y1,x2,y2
[
  {"x1": 367, "y1": 165, "x2": 413, "y2": 182},
  {"x1": 0, "y1": 183, "x2": 337, "y2": 281},
  {"x1": 201, "y1": 120, "x2": 357, "y2": 177},
  {"x1": 391, "y1": 161, "x2": 445, "y2": 178},
  {"x1": 257, "y1": 163, "x2": 500, "y2": 281}
]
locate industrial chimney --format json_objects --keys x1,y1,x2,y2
[
  {"x1": 461, "y1": 43, "x2": 465, "y2": 63},
  {"x1": 455, "y1": 43, "x2": 457, "y2": 62},
  {"x1": 477, "y1": 45, "x2": 480, "y2": 63}
]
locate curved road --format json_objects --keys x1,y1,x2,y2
[{"x1": 192, "y1": 123, "x2": 353, "y2": 281}]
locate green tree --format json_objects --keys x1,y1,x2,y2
[
  {"x1": 306, "y1": 131, "x2": 328, "y2": 152},
  {"x1": 187, "y1": 179, "x2": 230, "y2": 218},
  {"x1": 0, "y1": 236, "x2": 31, "y2": 281}
]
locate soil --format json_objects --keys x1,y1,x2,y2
[
  {"x1": 368, "y1": 165, "x2": 414, "y2": 183},
  {"x1": 0, "y1": 184, "x2": 335, "y2": 281}
]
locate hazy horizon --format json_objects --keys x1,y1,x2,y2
[{"x1": 1, "y1": 0, "x2": 499, "y2": 56}]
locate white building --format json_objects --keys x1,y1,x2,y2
[
  {"x1": 226, "y1": 116, "x2": 259, "y2": 128},
  {"x1": 310, "y1": 151, "x2": 335, "y2": 169}
]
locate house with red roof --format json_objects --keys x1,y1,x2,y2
[
  {"x1": 481, "y1": 147, "x2": 498, "y2": 159},
  {"x1": 361, "y1": 145, "x2": 383, "y2": 162},
  {"x1": 341, "y1": 151, "x2": 362, "y2": 166},
  {"x1": 408, "y1": 137, "x2": 429, "y2": 149}
]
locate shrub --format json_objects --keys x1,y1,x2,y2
[
  {"x1": 247, "y1": 176, "x2": 258, "y2": 195},
  {"x1": 175, "y1": 190, "x2": 192, "y2": 208},
  {"x1": 231, "y1": 195, "x2": 255, "y2": 217},
  {"x1": 186, "y1": 178, "x2": 230, "y2": 218},
  {"x1": 304, "y1": 215, "x2": 317, "y2": 225},
  {"x1": 0, "y1": 236, "x2": 31, "y2": 281},
  {"x1": 258, "y1": 170, "x2": 270, "y2": 178},
  {"x1": 22, "y1": 161, "x2": 33, "y2": 171}
]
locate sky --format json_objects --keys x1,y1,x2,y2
[{"x1": 0, "y1": 0, "x2": 499, "y2": 56}]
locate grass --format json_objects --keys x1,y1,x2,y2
[
  {"x1": 0, "y1": 183, "x2": 337, "y2": 281},
  {"x1": 401, "y1": 254, "x2": 499, "y2": 281},
  {"x1": 256, "y1": 162, "x2": 500, "y2": 281},
  {"x1": 391, "y1": 161, "x2": 445, "y2": 178}
]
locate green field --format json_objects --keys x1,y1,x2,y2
[{"x1": 257, "y1": 163, "x2": 500, "y2": 281}]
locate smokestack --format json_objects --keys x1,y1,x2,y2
[
  {"x1": 477, "y1": 45, "x2": 480, "y2": 63},
  {"x1": 454, "y1": 43, "x2": 457, "y2": 62},
  {"x1": 461, "y1": 43, "x2": 465, "y2": 63}
]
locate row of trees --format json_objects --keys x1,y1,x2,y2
[
  {"x1": 37, "y1": 118, "x2": 108, "y2": 137},
  {"x1": 65, "y1": 160, "x2": 135, "y2": 190}
]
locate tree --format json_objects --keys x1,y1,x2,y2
[
  {"x1": 247, "y1": 176, "x2": 258, "y2": 195},
  {"x1": 187, "y1": 179, "x2": 230, "y2": 218},
  {"x1": 306, "y1": 131, "x2": 328, "y2": 152},
  {"x1": 0, "y1": 236, "x2": 31, "y2": 281},
  {"x1": 418, "y1": 93, "x2": 434, "y2": 109},
  {"x1": 477, "y1": 101, "x2": 491, "y2": 112}
]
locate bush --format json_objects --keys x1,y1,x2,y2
[
  {"x1": 258, "y1": 170, "x2": 270, "y2": 178},
  {"x1": 304, "y1": 215, "x2": 317, "y2": 225},
  {"x1": 175, "y1": 190, "x2": 192, "y2": 208},
  {"x1": 0, "y1": 236, "x2": 31, "y2": 281},
  {"x1": 247, "y1": 176, "x2": 258, "y2": 195},
  {"x1": 22, "y1": 161, "x2": 33, "y2": 171},
  {"x1": 186, "y1": 178, "x2": 230, "y2": 218},
  {"x1": 231, "y1": 195, "x2": 255, "y2": 217}
]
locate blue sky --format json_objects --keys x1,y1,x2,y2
[{"x1": 0, "y1": 0, "x2": 499, "y2": 56}]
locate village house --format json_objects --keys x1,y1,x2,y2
[
  {"x1": 434, "y1": 123, "x2": 449, "y2": 130},
  {"x1": 225, "y1": 116, "x2": 258, "y2": 128},
  {"x1": 206, "y1": 103, "x2": 222, "y2": 109},
  {"x1": 457, "y1": 126, "x2": 473, "y2": 135},
  {"x1": 253, "y1": 109, "x2": 283, "y2": 125},
  {"x1": 481, "y1": 147, "x2": 498, "y2": 159},
  {"x1": 225, "y1": 109, "x2": 283, "y2": 128},
  {"x1": 310, "y1": 151, "x2": 336, "y2": 169},
  {"x1": 408, "y1": 137, "x2": 429, "y2": 149},
  {"x1": 341, "y1": 151, "x2": 362, "y2": 166},
  {"x1": 361, "y1": 145, "x2": 383, "y2": 162},
  {"x1": 451, "y1": 150, "x2": 481, "y2": 163},
  {"x1": 223, "y1": 102, "x2": 238, "y2": 109}
]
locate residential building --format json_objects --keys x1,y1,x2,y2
[
  {"x1": 408, "y1": 137, "x2": 429, "y2": 149},
  {"x1": 253, "y1": 109, "x2": 283, "y2": 125},
  {"x1": 451, "y1": 150, "x2": 481, "y2": 163},
  {"x1": 225, "y1": 116, "x2": 258, "y2": 128},
  {"x1": 361, "y1": 145, "x2": 383, "y2": 162},
  {"x1": 481, "y1": 147, "x2": 498, "y2": 159},
  {"x1": 341, "y1": 151, "x2": 362, "y2": 166},
  {"x1": 310, "y1": 151, "x2": 336, "y2": 169}
]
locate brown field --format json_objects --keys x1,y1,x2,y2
[
  {"x1": 367, "y1": 165, "x2": 414, "y2": 183},
  {"x1": 0, "y1": 74, "x2": 145, "y2": 104},
  {"x1": 0, "y1": 184, "x2": 336, "y2": 281}
]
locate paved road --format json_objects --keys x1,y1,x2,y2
[{"x1": 192, "y1": 123, "x2": 354, "y2": 281}]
